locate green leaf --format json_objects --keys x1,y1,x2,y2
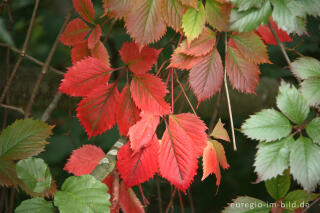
[
  {"x1": 182, "y1": 1, "x2": 205, "y2": 43},
  {"x1": 229, "y1": 0, "x2": 264, "y2": 11},
  {"x1": 291, "y1": 57, "x2": 320, "y2": 80},
  {"x1": 271, "y1": 0, "x2": 306, "y2": 35},
  {"x1": 282, "y1": 190, "x2": 318, "y2": 210},
  {"x1": 0, "y1": 18, "x2": 15, "y2": 47},
  {"x1": 300, "y1": 77, "x2": 320, "y2": 106},
  {"x1": 222, "y1": 196, "x2": 271, "y2": 213},
  {"x1": 15, "y1": 198, "x2": 54, "y2": 213},
  {"x1": 241, "y1": 109, "x2": 292, "y2": 142},
  {"x1": 16, "y1": 158, "x2": 52, "y2": 193},
  {"x1": 230, "y1": 1, "x2": 271, "y2": 32},
  {"x1": 0, "y1": 119, "x2": 53, "y2": 161},
  {"x1": 54, "y1": 175, "x2": 110, "y2": 213},
  {"x1": 254, "y1": 136, "x2": 294, "y2": 180},
  {"x1": 276, "y1": 81, "x2": 309, "y2": 124},
  {"x1": 306, "y1": 117, "x2": 320, "y2": 145},
  {"x1": 290, "y1": 137, "x2": 320, "y2": 192},
  {"x1": 299, "y1": 0, "x2": 320, "y2": 17},
  {"x1": 265, "y1": 170, "x2": 290, "y2": 200}
]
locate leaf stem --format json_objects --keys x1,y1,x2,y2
[{"x1": 224, "y1": 33, "x2": 237, "y2": 151}]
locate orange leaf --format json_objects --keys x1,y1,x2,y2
[
  {"x1": 178, "y1": 0, "x2": 198, "y2": 9},
  {"x1": 161, "y1": 0, "x2": 187, "y2": 32},
  {"x1": 210, "y1": 119, "x2": 230, "y2": 142},
  {"x1": 103, "y1": 0, "x2": 134, "y2": 19},
  {"x1": 90, "y1": 40, "x2": 111, "y2": 68},
  {"x1": 88, "y1": 24, "x2": 102, "y2": 50},
  {"x1": 205, "y1": 0, "x2": 231, "y2": 32},
  {"x1": 119, "y1": 181, "x2": 145, "y2": 213},
  {"x1": 168, "y1": 52, "x2": 205, "y2": 70}
]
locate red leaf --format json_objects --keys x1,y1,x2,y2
[
  {"x1": 102, "y1": 0, "x2": 134, "y2": 20},
  {"x1": 229, "y1": 32, "x2": 271, "y2": 64},
  {"x1": 117, "y1": 86, "x2": 141, "y2": 136},
  {"x1": 256, "y1": 18, "x2": 292, "y2": 45},
  {"x1": 88, "y1": 24, "x2": 102, "y2": 49},
  {"x1": 72, "y1": 0, "x2": 95, "y2": 23},
  {"x1": 119, "y1": 42, "x2": 161, "y2": 74},
  {"x1": 77, "y1": 83, "x2": 119, "y2": 137},
  {"x1": 159, "y1": 113, "x2": 207, "y2": 191},
  {"x1": 125, "y1": 0, "x2": 166, "y2": 46},
  {"x1": 71, "y1": 40, "x2": 90, "y2": 64},
  {"x1": 171, "y1": 113, "x2": 207, "y2": 157},
  {"x1": 189, "y1": 48, "x2": 223, "y2": 102},
  {"x1": 64, "y1": 144, "x2": 105, "y2": 176},
  {"x1": 60, "y1": 18, "x2": 90, "y2": 46},
  {"x1": 176, "y1": 27, "x2": 216, "y2": 57},
  {"x1": 129, "y1": 112, "x2": 160, "y2": 152},
  {"x1": 130, "y1": 73, "x2": 171, "y2": 115},
  {"x1": 226, "y1": 45, "x2": 260, "y2": 94},
  {"x1": 102, "y1": 174, "x2": 120, "y2": 213},
  {"x1": 117, "y1": 139, "x2": 159, "y2": 188},
  {"x1": 168, "y1": 52, "x2": 205, "y2": 70},
  {"x1": 202, "y1": 140, "x2": 229, "y2": 186},
  {"x1": 119, "y1": 181, "x2": 145, "y2": 213},
  {"x1": 90, "y1": 41, "x2": 111, "y2": 68},
  {"x1": 59, "y1": 57, "x2": 112, "y2": 97}
]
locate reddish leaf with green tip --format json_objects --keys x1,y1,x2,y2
[
  {"x1": 189, "y1": 48, "x2": 223, "y2": 102},
  {"x1": 161, "y1": 0, "x2": 187, "y2": 32},
  {"x1": 59, "y1": 57, "x2": 112, "y2": 97},
  {"x1": 176, "y1": 27, "x2": 216, "y2": 57},
  {"x1": 119, "y1": 42, "x2": 161, "y2": 74},
  {"x1": 117, "y1": 138, "x2": 159, "y2": 188},
  {"x1": 60, "y1": 18, "x2": 90, "y2": 46},
  {"x1": 90, "y1": 41, "x2": 111, "y2": 68},
  {"x1": 64, "y1": 144, "x2": 105, "y2": 176},
  {"x1": 130, "y1": 73, "x2": 171, "y2": 115},
  {"x1": 77, "y1": 83, "x2": 119, "y2": 137},
  {"x1": 229, "y1": 32, "x2": 271, "y2": 64},
  {"x1": 125, "y1": 0, "x2": 166, "y2": 46},
  {"x1": 72, "y1": 0, "x2": 95, "y2": 23},
  {"x1": 226, "y1": 45, "x2": 260, "y2": 94}
]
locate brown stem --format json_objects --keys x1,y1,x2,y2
[
  {"x1": 41, "y1": 92, "x2": 63, "y2": 122},
  {"x1": 156, "y1": 176, "x2": 163, "y2": 213},
  {"x1": 165, "y1": 188, "x2": 177, "y2": 213},
  {"x1": 0, "y1": 43, "x2": 64, "y2": 75},
  {"x1": 301, "y1": 196, "x2": 320, "y2": 213},
  {"x1": 0, "y1": 0, "x2": 40, "y2": 104},
  {"x1": 174, "y1": 70, "x2": 197, "y2": 116},
  {"x1": 187, "y1": 189, "x2": 195, "y2": 213},
  {"x1": 24, "y1": 8, "x2": 73, "y2": 118},
  {"x1": 178, "y1": 191, "x2": 185, "y2": 213},
  {"x1": 0, "y1": 104, "x2": 24, "y2": 115}
]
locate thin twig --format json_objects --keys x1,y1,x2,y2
[
  {"x1": 165, "y1": 188, "x2": 177, "y2": 213},
  {"x1": 301, "y1": 196, "x2": 320, "y2": 213},
  {"x1": 177, "y1": 191, "x2": 185, "y2": 213},
  {"x1": 24, "y1": 8, "x2": 73, "y2": 118},
  {"x1": 268, "y1": 22, "x2": 295, "y2": 74},
  {"x1": 171, "y1": 69, "x2": 174, "y2": 113},
  {"x1": 224, "y1": 33, "x2": 237, "y2": 151},
  {"x1": 174, "y1": 70, "x2": 197, "y2": 116},
  {"x1": 41, "y1": 92, "x2": 63, "y2": 122},
  {"x1": 0, "y1": 0, "x2": 40, "y2": 104},
  {"x1": 156, "y1": 176, "x2": 163, "y2": 213},
  {"x1": 187, "y1": 189, "x2": 195, "y2": 213},
  {"x1": 0, "y1": 104, "x2": 24, "y2": 115},
  {"x1": 0, "y1": 43, "x2": 64, "y2": 75}
]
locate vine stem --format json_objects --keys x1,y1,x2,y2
[
  {"x1": 0, "y1": 0, "x2": 40, "y2": 104},
  {"x1": 174, "y1": 70, "x2": 197, "y2": 116},
  {"x1": 224, "y1": 33, "x2": 237, "y2": 151},
  {"x1": 24, "y1": 8, "x2": 74, "y2": 118}
]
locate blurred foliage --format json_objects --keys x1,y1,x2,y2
[{"x1": 0, "y1": 0, "x2": 320, "y2": 212}]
